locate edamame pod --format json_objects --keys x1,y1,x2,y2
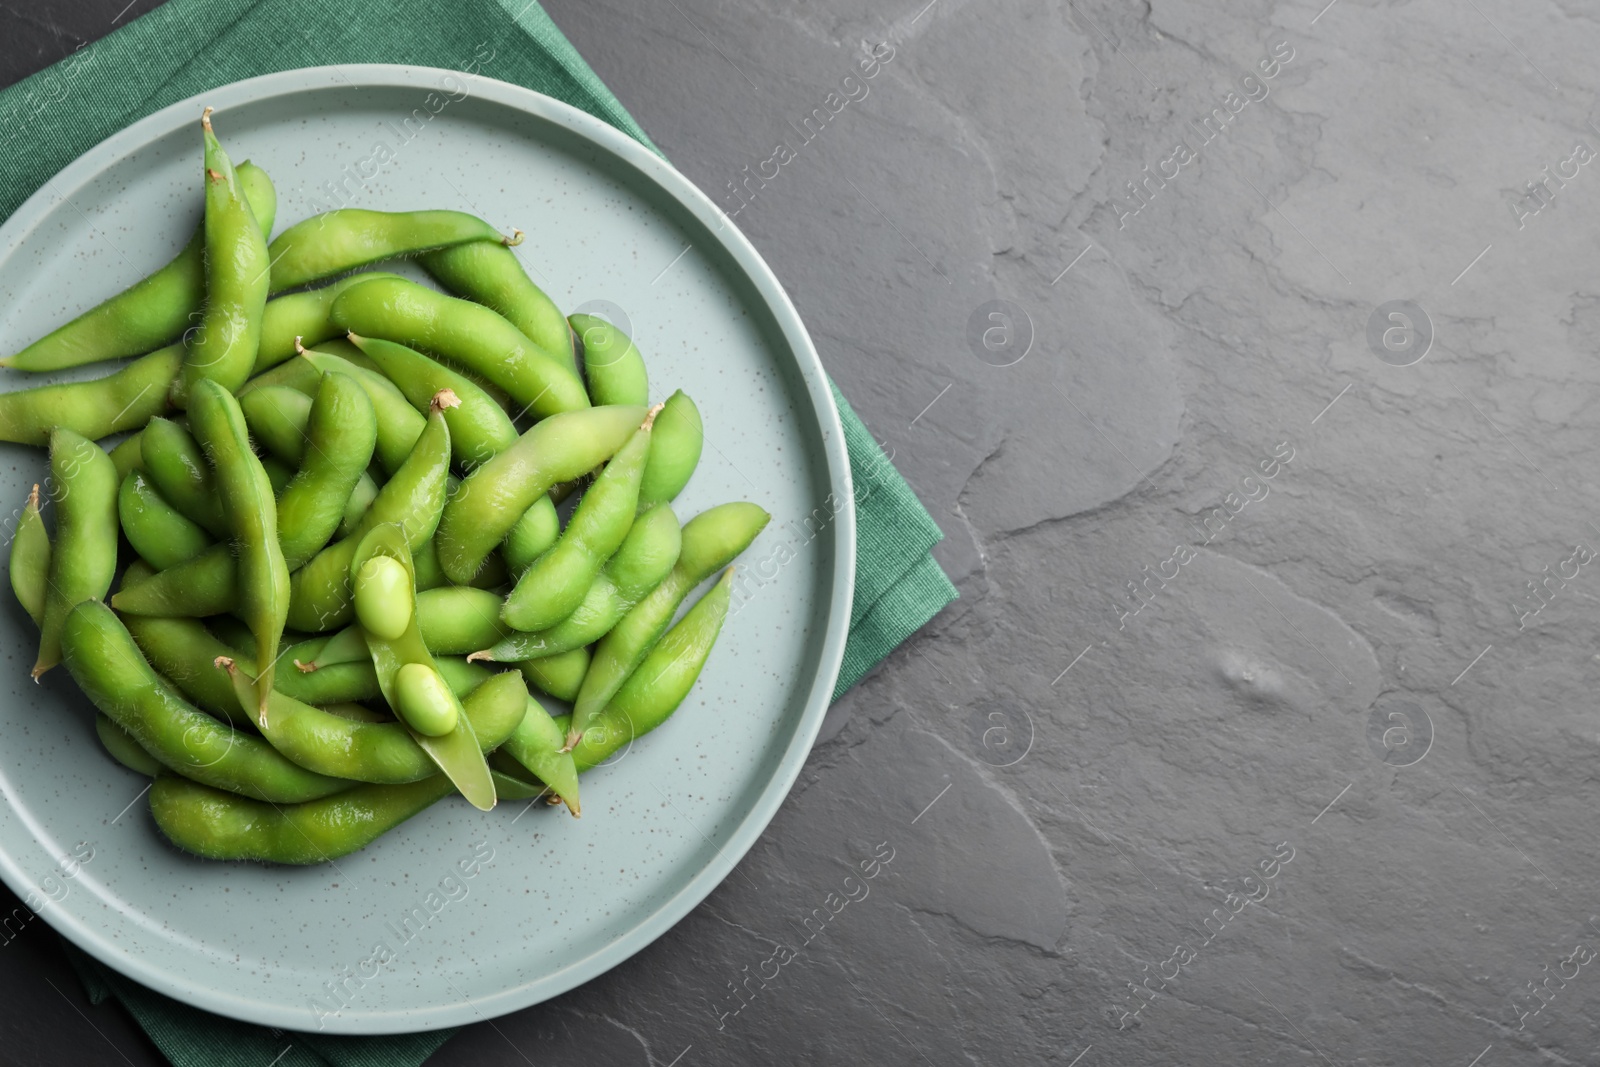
[
  {"x1": 33, "y1": 430, "x2": 118, "y2": 677},
  {"x1": 238, "y1": 386, "x2": 311, "y2": 463},
  {"x1": 329, "y1": 277, "x2": 588, "y2": 417},
  {"x1": 141, "y1": 416, "x2": 226, "y2": 536},
  {"x1": 517, "y1": 647, "x2": 589, "y2": 703},
  {"x1": 118, "y1": 470, "x2": 211, "y2": 570},
  {"x1": 435, "y1": 404, "x2": 647, "y2": 583},
  {"x1": 500, "y1": 697, "x2": 579, "y2": 815},
  {"x1": 150, "y1": 773, "x2": 452, "y2": 864},
  {"x1": 107, "y1": 432, "x2": 144, "y2": 479},
  {"x1": 0, "y1": 161, "x2": 275, "y2": 372},
  {"x1": 638, "y1": 390, "x2": 702, "y2": 510},
  {"x1": 267, "y1": 210, "x2": 514, "y2": 293},
  {"x1": 415, "y1": 586, "x2": 508, "y2": 655},
  {"x1": 347, "y1": 333, "x2": 515, "y2": 469},
  {"x1": 338, "y1": 473, "x2": 380, "y2": 538},
  {"x1": 175, "y1": 110, "x2": 271, "y2": 401},
  {"x1": 299, "y1": 345, "x2": 425, "y2": 474},
  {"x1": 421, "y1": 239, "x2": 576, "y2": 372},
  {"x1": 569, "y1": 502, "x2": 767, "y2": 747},
  {"x1": 570, "y1": 569, "x2": 733, "y2": 767},
  {"x1": 61, "y1": 602, "x2": 346, "y2": 803},
  {"x1": 0, "y1": 344, "x2": 180, "y2": 446},
  {"x1": 111, "y1": 544, "x2": 237, "y2": 617},
  {"x1": 502, "y1": 414, "x2": 654, "y2": 631},
  {"x1": 275, "y1": 371, "x2": 378, "y2": 568},
  {"x1": 95, "y1": 713, "x2": 163, "y2": 777},
  {"x1": 9, "y1": 484, "x2": 49, "y2": 625},
  {"x1": 255, "y1": 272, "x2": 404, "y2": 371},
  {"x1": 501, "y1": 495, "x2": 560, "y2": 574},
  {"x1": 570, "y1": 313, "x2": 648, "y2": 406},
  {"x1": 187, "y1": 379, "x2": 289, "y2": 716}
]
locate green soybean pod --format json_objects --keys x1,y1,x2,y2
[
  {"x1": 570, "y1": 569, "x2": 733, "y2": 768},
  {"x1": 502, "y1": 417, "x2": 653, "y2": 631},
  {"x1": 141, "y1": 416, "x2": 227, "y2": 536},
  {"x1": 638, "y1": 390, "x2": 703, "y2": 510},
  {"x1": 61, "y1": 602, "x2": 347, "y2": 803},
  {"x1": 276, "y1": 371, "x2": 378, "y2": 569},
  {"x1": 569, "y1": 502, "x2": 767, "y2": 747},
  {"x1": 267, "y1": 210, "x2": 515, "y2": 293},
  {"x1": 0, "y1": 161, "x2": 275, "y2": 373},
  {"x1": 239, "y1": 386, "x2": 312, "y2": 464},
  {"x1": 500, "y1": 696, "x2": 579, "y2": 815},
  {"x1": 518, "y1": 647, "x2": 589, "y2": 704},
  {"x1": 118, "y1": 470, "x2": 211, "y2": 571},
  {"x1": 0, "y1": 344, "x2": 181, "y2": 446},
  {"x1": 414, "y1": 586, "x2": 508, "y2": 655},
  {"x1": 328, "y1": 277, "x2": 587, "y2": 417},
  {"x1": 254, "y1": 272, "x2": 405, "y2": 372},
  {"x1": 421, "y1": 239, "x2": 576, "y2": 372},
  {"x1": 96, "y1": 713, "x2": 163, "y2": 777},
  {"x1": 150, "y1": 772, "x2": 454, "y2": 864},
  {"x1": 570, "y1": 313, "x2": 648, "y2": 406},
  {"x1": 347, "y1": 333, "x2": 516, "y2": 469},
  {"x1": 174, "y1": 110, "x2": 271, "y2": 401},
  {"x1": 338, "y1": 473, "x2": 380, "y2": 538},
  {"x1": 299, "y1": 346, "x2": 425, "y2": 474},
  {"x1": 108, "y1": 432, "x2": 145, "y2": 479},
  {"x1": 435, "y1": 404, "x2": 647, "y2": 583},
  {"x1": 9, "y1": 484, "x2": 49, "y2": 625},
  {"x1": 32, "y1": 430, "x2": 118, "y2": 678},
  {"x1": 501, "y1": 495, "x2": 560, "y2": 574},
  {"x1": 261, "y1": 455, "x2": 294, "y2": 495},
  {"x1": 110, "y1": 544, "x2": 236, "y2": 618},
  {"x1": 188, "y1": 379, "x2": 289, "y2": 716}
]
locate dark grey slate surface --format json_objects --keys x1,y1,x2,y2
[{"x1": 3, "y1": 1, "x2": 1597, "y2": 1064}]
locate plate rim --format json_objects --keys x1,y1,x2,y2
[{"x1": 0, "y1": 63, "x2": 855, "y2": 1033}]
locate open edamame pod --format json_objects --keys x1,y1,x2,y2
[
  {"x1": 33, "y1": 430, "x2": 118, "y2": 678},
  {"x1": 255, "y1": 272, "x2": 404, "y2": 372},
  {"x1": 174, "y1": 110, "x2": 272, "y2": 402},
  {"x1": 570, "y1": 313, "x2": 648, "y2": 406},
  {"x1": 0, "y1": 344, "x2": 180, "y2": 446},
  {"x1": 328, "y1": 276, "x2": 588, "y2": 417},
  {"x1": 638, "y1": 390, "x2": 703, "y2": 510},
  {"x1": 421, "y1": 238, "x2": 576, "y2": 372},
  {"x1": 347, "y1": 333, "x2": 516, "y2": 469},
  {"x1": 0, "y1": 160, "x2": 275, "y2": 372},
  {"x1": 275, "y1": 370, "x2": 378, "y2": 569},
  {"x1": 267, "y1": 210, "x2": 515, "y2": 293},
  {"x1": 568, "y1": 502, "x2": 767, "y2": 749},
  {"x1": 118, "y1": 470, "x2": 211, "y2": 571},
  {"x1": 187, "y1": 379, "x2": 289, "y2": 716},
  {"x1": 9, "y1": 485, "x2": 48, "y2": 625},
  {"x1": 350, "y1": 523, "x2": 495, "y2": 810},
  {"x1": 500, "y1": 696, "x2": 579, "y2": 815},
  {"x1": 501, "y1": 411, "x2": 655, "y2": 632},
  {"x1": 435, "y1": 403, "x2": 647, "y2": 583}
]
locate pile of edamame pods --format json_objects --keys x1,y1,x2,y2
[{"x1": 0, "y1": 107, "x2": 770, "y2": 865}]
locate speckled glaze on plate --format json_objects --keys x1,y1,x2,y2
[{"x1": 0, "y1": 66, "x2": 852, "y2": 1034}]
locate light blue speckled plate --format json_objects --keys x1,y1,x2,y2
[{"x1": 0, "y1": 66, "x2": 852, "y2": 1034}]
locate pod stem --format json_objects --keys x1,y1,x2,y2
[
  {"x1": 641, "y1": 402, "x2": 665, "y2": 431},
  {"x1": 293, "y1": 335, "x2": 309, "y2": 357},
  {"x1": 430, "y1": 388, "x2": 462, "y2": 413},
  {"x1": 503, "y1": 229, "x2": 525, "y2": 247},
  {"x1": 201, "y1": 106, "x2": 214, "y2": 132},
  {"x1": 464, "y1": 649, "x2": 494, "y2": 663}
]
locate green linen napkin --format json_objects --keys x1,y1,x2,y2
[{"x1": 1, "y1": 0, "x2": 957, "y2": 1061}]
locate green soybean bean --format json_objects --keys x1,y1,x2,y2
[
  {"x1": 118, "y1": 470, "x2": 211, "y2": 570},
  {"x1": 500, "y1": 697, "x2": 579, "y2": 815},
  {"x1": 150, "y1": 773, "x2": 453, "y2": 864},
  {"x1": 328, "y1": 276, "x2": 587, "y2": 417},
  {"x1": 0, "y1": 344, "x2": 180, "y2": 446},
  {"x1": 61, "y1": 602, "x2": 346, "y2": 802},
  {"x1": 436, "y1": 404, "x2": 647, "y2": 583},
  {"x1": 255, "y1": 272, "x2": 404, "y2": 371},
  {"x1": 421, "y1": 238, "x2": 576, "y2": 371},
  {"x1": 286, "y1": 393, "x2": 454, "y2": 632},
  {"x1": 476, "y1": 503, "x2": 680, "y2": 662},
  {"x1": 394, "y1": 663, "x2": 458, "y2": 736},
  {"x1": 141, "y1": 417, "x2": 226, "y2": 536},
  {"x1": 276, "y1": 371, "x2": 378, "y2": 568},
  {"x1": 174, "y1": 111, "x2": 271, "y2": 401},
  {"x1": 0, "y1": 161, "x2": 275, "y2": 372},
  {"x1": 267, "y1": 210, "x2": 514, "y2": 293},
  {"x1": 414, "y1": 586, "x2": 508, "y2": 654},
  {"x1": 188, "y1": 379, "x2": 289, "y2": 716},
  {"x1": 639, "y1": 390, "x2": 702, "y2": 510},
  {"x1": 570, "y1": 313, "x2": 648, "y2": 406},
  {"x1": 355, "y1": 555, "x2": 412, "y2": 641},
  {"x1": 33, "y1": 430, "x2": 118, "y2": 677},
  {"x1": 570, "y1": 569, "x2": 733, "y2": 767},
  {"x1": 518, "y1": 647, "x2": 589, "y2": 704},
  {"x1": 96, "y1": 713, "x2": 163, "y2": 776},
  {"x1": 501, "y1": 495, "x2": 560, "y2": 574},
  {"x1": 9, "y1": 484, "x2": 49, "y2": 625},
  {"x1": 569, "y1": 502, "x2": 767, "y2": 747},
  {"x1": 108, "y1": 432, "x2": 144, "y2": 479},
  {"x1": 347, "y1": 333, "x2": 516, "y2": 469},
  {"x1": 299, "y1": 345, "x2": 424, "y2": 474},
  {"x1": 350, "y1": 524, "x2": 495, "y2": 809},
  {"x1": 502, "y1": 415, "x2": 654, "y2": 631}
]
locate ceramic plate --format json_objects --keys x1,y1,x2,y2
[{"x1": 0, "y1": 65, "x2": 852, "y2": 1033}]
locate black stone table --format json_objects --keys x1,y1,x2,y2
[{"x1": 3, "y1": 1, "x2": 1597, "y2": 1064}]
